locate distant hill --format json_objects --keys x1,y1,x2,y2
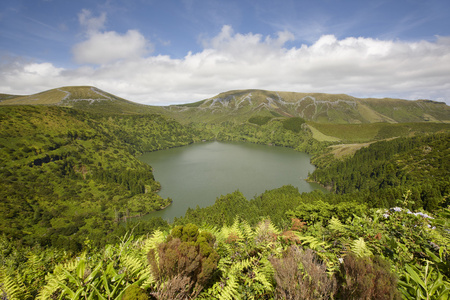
[
  {"x1": 0, "y1": 86, "x2": 164, "y2": 115},
  {"x1": 165, "y1": 89, "x2": 450, "y2": 124},
  {"x1": 2, "y1": 87, "x2": 448, "y2": 124},
  {"x1": 2, "y1": 86, "x2": 449, "y2": 143}
]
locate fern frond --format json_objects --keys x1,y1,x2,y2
[
  {"x1": 328, "y1": 217, "x2": 348, "y2": 234},
  {"x1": 37, "y1": 258, "x2": 76, "y2": 300},
  {"x1": 218, "y1": 275, "x2": 240, "y2": 300},
  {"x1": 142, "y1": 229, "x2": 166, "y2": 254},
  {"x1": 36, "y1": 277, "x2": 59, "y2": 300},
  {"x1": 295, "y1": 234, "x2": 329, "y2": 250},
  {"x1": 121, "y1": 252, "x2": 155, "y2": 287},
  {"x1": 0, "y1": 267, "x2": 31, "y2": 300},
  {"x1": 252, "y1": 257, "x2": 274, "y2": 292},
  {"x1": 240, "y1": 219, "x2": 255, "y2": 240},
  {"x1": 351, "y1": 237, "x2": 372, "y2": 257}
]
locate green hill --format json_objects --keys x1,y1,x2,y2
[
  {"x1": 0, "y1": 86, "x2": 165, "y2": 115},
  {"x1": 165, "y1": 89, "x2": 450, "y2": 125},
  {"x1": 2, "y1": 87, "x2": 449, "y2": 124},
  {"x1": 2, "y1": 85, "x2": 449, "y2": 150}
]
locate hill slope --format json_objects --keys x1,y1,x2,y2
[
  {"x1": 165, "y1": 89, "x2": 450, "y2": 124},
  {"x1": 2, "y1": 86, "x2": 449, "y2": 144},
  {"x1": 0, "y1": 86, "x2": 163, "y2": 115},
  {"x1": 2, "y1": 87, "x2": 449, "y2": 124}
]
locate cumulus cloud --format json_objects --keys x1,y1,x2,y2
[
  {"x1": 1, "y1": 25, "x2": 450, "y2": 105},
  {"x1": 72, "y1": 30, "x2": 151, "y2": 64},
  {"x1": 72, "y1": 10, "x2": 152, "y2": 64}
]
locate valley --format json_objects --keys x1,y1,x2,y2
[{"x1": 0, "y1": 86, "x2": 449, "y2": 299}]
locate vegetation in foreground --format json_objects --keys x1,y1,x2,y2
[
  {"x1": 2, "y1": 203, "x2": 449, "y2": 299},
  {"x1": 0, "y1": 95, "x2": 449, "y2": 299}
]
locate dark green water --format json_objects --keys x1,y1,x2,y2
[{"x1": 139, "y1": 141, "x2": 325, "y2": 221}]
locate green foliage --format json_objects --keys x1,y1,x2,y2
[
  {"x1": 37, "y1": 232, "x2": 154, "y2": 300},
  {"x1": 201, "y1": 219, "x2": 280, "y2": 299},
  {"x1": 0, "y1": 266, "x2": 32, "y2": 300},
  {"x1": 287, "y1": 200, "x2": 368, "y2": 226},
  {"x1": 399, "y1": 261, "x2": 450, "y2": 300},
  {"x1": 248, "y1": 115, "x2": 273, "y2": 126},
  {"x1": 351, "y1": 237, "x2": 373, "y2": 258},
  {"x1": 283, "y1": 117, "x2": 306, "y2": 133},
  {"x1": 122, "y1": 284, "x2": 149, "y2": 300},
  {"x1": 310, "y1": 133, "x2": 450, "y2": 211},
  {"x1": 1, "y1": 87, "x2": 450, "y2": 298},
  {"x1": 0, "y1": 106, "x2": 204, "y2": 249}
]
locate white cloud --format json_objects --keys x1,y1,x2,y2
[
  {"x1": 1, "y1": 25, "x2": 450, "y2": 105},
  {"x1": 72, "y1": 30, "x2": 151, "y2": 64},
  {"x1": 78, "y1": 9, "x2": 106, "y2": 34},
  {"x1": 72, "y1": 9, "x2": 152, "y2": 64}
]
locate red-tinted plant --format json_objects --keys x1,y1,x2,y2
[
  {"x1": 336, "y1": 254, "x2": 401, "y2": 300},
  {"x1": 147, "y1": 224, "x2": 219, "y2": 299},
  {"x1": 270, "y1": 246, "x2": 336, "y2": 299}
]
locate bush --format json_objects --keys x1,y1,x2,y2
[
  {"x1": 248, "y1": 116, "x2": 273, "y2": 126},
  {"x1": 282, "y1": 117, "x2": 305, "y2": 133},
  {"x1": 270, "y1": 246, "x2": 336, "y2": 299},
  {"x1": 147, "y1": 224, "x2": 219, "y2": 298},
  {"x1": 336, "y1": 254, "x2": 401, "y2": 300},
  {"x1": 122, "y1": 284, "x2": 148, "y2": 300}
]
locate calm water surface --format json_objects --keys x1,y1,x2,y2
[{"x1": 139, "y1": 141, "x2": 325, "y2": 221}]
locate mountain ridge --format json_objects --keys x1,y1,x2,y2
[
  {"x1": 168, "y1": 89, "x2": 450, "y2": 124},
  {"x1": 1, "y1": 86, "x2": 449, "y2": 124}
]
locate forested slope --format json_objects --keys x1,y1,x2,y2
[
  {"x1": 0, "y1": 106, "x2": 209, "y2": 250},
  {"x1": 310, "y1": 133, "x2": 450, "y2": 210}
]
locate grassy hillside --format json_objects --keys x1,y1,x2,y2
[
  {"x1": 166, "y1": 89, "x2": 450, "y2": 125},
  {"x1": 5, "y1": 86, "x2": 448, "y2": 125},
  {"x1": 308, "y1": 121, "x2": 450, "y2": 143},
  {"x1": 0, "y1": 86, "x2": 165, "y2": 115}
]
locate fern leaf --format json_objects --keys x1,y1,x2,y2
[
  {"x1": 218, "y1": 275, "x2": 240, "y2": 300},
  {"x1": 121, "y1": 252, "x2": 155, "y2": 287},
  {"x1": 351, "y1": 237, "x2": 372, "y2": 257},
  {"x1": 328, "y1": 217, "x2": 348, "y2": 233},
  {"x1": 142, "y1": 229, "x2": 166, "y2": 254},
  {"x1": 296, "y1": 234, "x2": 329, "y2": 251},
  {"x1": 0, "y1": 267, "x2": 31, "y2": 300},
  {"x1": 240, "y1": 219, "x2": 255, "y2": 240},
  {"x1": 253, "y1": 257, "x2": 274, "y2": 292}
]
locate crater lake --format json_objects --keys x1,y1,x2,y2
[{"x1": 139, "y1": 141, "x2": 325, "y2": 221}]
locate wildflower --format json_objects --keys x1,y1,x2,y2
[
  {"x1": 383, "y1": 213, "x2": 389, "y2": 218},
  {"x1": 414, "y1": 212, "x2": 434, "y2": 219},
  {"x1": 391, "y1": 207, "x2": 402, "y2": 212}
]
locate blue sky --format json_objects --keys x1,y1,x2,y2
[{"x1": 1, "y1": 0, "x2": 450, "y2": 105}]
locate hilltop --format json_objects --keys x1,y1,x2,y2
[
  {"x1": 165, "y1": 89, "x2": 450, "y2": 124},
  {"x1": 1, "y1": 87, "x2": 449, "y2": 124},
  {"x1": 0, "y1": 86, "x2": 164, "y2": 115},
  {"x1": 2, "y1": 86, "x2": 450, "y2": 144}
]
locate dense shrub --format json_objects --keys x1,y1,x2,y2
[
  {"x1": 270, "y1": 246, "x2": 336, "y2": 299},
  {"x1": 282, "y1": 117, "x2": 306, "y2": 133},
  {"x1": 248, "y1": 116, "x2": 273, "y2": 126},
  {"x1": 147, "y1": 224, "x2": 219, "y2": 298},
  {"x1": 336, "y1": 254, "x2": 401, "y2": 300},
  {"x1": 122, "y1": 284, "x2": 149, "y2": 300}
]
